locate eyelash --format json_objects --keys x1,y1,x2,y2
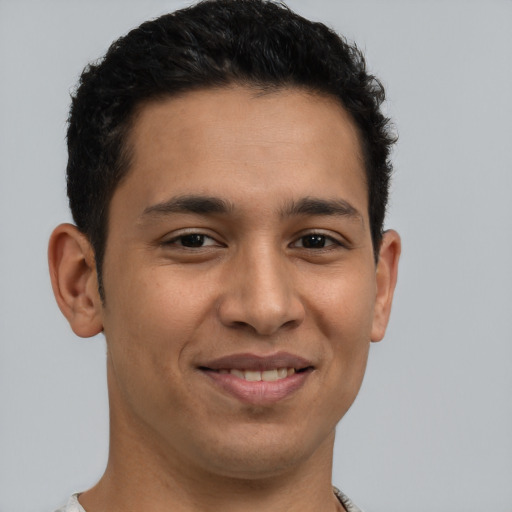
[
  {"x1": 162, "y1": 231, "x2": 345, "y2": 250},
  {"x1": 163, "y1": 232, "x2": 221, "y2": 249},
  {"x1": 290, "y1": 232, "x2": 344, "y2": 250}
]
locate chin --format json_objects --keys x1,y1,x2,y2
[
  {"x1": 202, "y1": 449, "x2": 305, "y2": 480},
  {"x1": 186, "y1": 424, "x2": 336, "y2": 480}
]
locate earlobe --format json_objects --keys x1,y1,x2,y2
[
  {"x1": 371, "y1": 229, "x2": 401, "y2": 342},
  {"x1": 48, "y1": 223, "x2": 103, "y2": 338}
]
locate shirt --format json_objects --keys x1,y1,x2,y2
[{"x1": 55, "y1": 488, "x2": 363, "y2": 512}]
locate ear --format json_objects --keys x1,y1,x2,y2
[
  {"x1": 371, "y1": 229, "x2": 401, "y2": 342},
  {"x1": 48, "y1": 223, "x2": 103, "y2": 337}
]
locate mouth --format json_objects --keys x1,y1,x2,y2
[
  {"x1": 201, "y1": 367, "x2": 309, "y2": 381},
  {"x1": 197, "y1": 352, "x2": 315, "y2": 404}
]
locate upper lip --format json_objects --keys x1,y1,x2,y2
[{"x1": 199, "y1": 351, "x2": 314, "y2": 371}]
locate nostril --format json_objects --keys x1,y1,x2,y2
[
  {"x1": 230, "y1": 320, "x2": 257, "y2": 332},
  {"x1": 282, "y1": 319, "x2": 300, "y2": 330}
]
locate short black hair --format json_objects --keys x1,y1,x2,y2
[{"x1": 67, "y1": 0, "x2": 396, "y2": 299}]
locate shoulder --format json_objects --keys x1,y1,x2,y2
[
  {"x1": 54, "y1": 493, "x2": 86, "y2": 512},
  {"x1": 333, "y1": 487, "x2": 365, "y2": 512}
]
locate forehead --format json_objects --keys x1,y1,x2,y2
[{"x1": 117, "y1": 86, "x2": 367, "y2": 218}]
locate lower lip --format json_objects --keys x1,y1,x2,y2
[{"x1": 202, "y1": 370, "x2": 312, "y2": 405}]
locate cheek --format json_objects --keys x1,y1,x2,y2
[
  {"x1": 309, "y1": 267, "x2": 377, "y2": 341},
  {"x1": 101, "y1": 265, "x2": 207, "y2": 420},
  {"x1": 106, "y1": 264, "x2": 199, "y2": 328},
  {"x1": 308, "y1": 269, "x2": 375, "y2": 399},
  {"x1": 102, "y1": 263, "x2": 219, "y2": 379}
]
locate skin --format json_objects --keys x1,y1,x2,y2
[{"x1": 49, "y1": 86, "x2": 400, "y2": 512}]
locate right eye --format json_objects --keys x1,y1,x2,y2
[
  {"x1": 164, "y1": 233, "x2": 220, "y2": 248},
  {"x1": 293, "y1": 233, "x2": 338, "y2": 249}
]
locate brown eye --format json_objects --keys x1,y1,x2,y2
[
  {"x1": 293, "y1": 233, "x2": 340, "y2": 249},
  {"x1": 179, "y1": 234, "x2": 207, "y2": 247},
  {"x1": 165, "y1": 233, "x2": 220, "y2": 248},
  {"x1": 301, "y1": 234, "x2": 328, "y2": 248}
]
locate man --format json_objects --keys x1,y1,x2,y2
[{"x1": 48, "y1": 0, "x2": 400, "y2": 510}]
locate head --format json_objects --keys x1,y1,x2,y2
[
  {"x1": 49, "y1": 0, "x2": 400, "y2": 488},
  {"x1": 66, "y1": 0, "x2": 395, "y2": 300}
]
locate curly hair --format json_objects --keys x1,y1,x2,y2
[{"x1": 67, "y1": 0, "x2": 396, "y2": 298}]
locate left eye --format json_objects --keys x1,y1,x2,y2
[
  {"x1": 292, "y1": 234, "x2": 339, "y2": 249},
  {"x1": 167, "y1": 233, "x2": 219, "y2": 248}
]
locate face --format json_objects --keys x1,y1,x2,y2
[{"x1": 99, "y1": 86, "x2": 393, "y2": 479}]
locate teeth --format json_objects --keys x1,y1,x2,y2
[
  {"x1": 223, "y1": 367, "x2": 296, "y2": 381},
  {"x1": 231, "y1": 369, "x2": 245, "y2": 379},
  {"x1": 244, "y1": 370, "x2": 261, "y2": 382},
  {"x1": 262, "y1": 369, "x2": 278, "y2": 381},
  {"x1": 277, "y1": 368, "x2": 288, "y2": 379}
]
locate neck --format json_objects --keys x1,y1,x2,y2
[
  {"x1": 79, "y1": 361, "x2": 343, "y2": 512},
  {"x1": 81, "y1": 431, "x2": 341, "y2": 512}
]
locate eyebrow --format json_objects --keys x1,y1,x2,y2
[
  {"x1": 140, "y1": 194, "x2": 362, "y2": 223},
  {"x1": 141, "y1": 195, "x2": 234, "y2": 217},
  {"x1": 280, "y1": 197, "x2": 363, "y2": 222}
]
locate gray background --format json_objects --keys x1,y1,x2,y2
[{"x1": 1, "y1": 1, "x2": 511, "y2": 511}]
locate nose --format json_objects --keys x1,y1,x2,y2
[{"x1": 217, "y1": 244, "x2": 305, "y2": 336}]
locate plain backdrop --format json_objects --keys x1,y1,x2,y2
[{"x1": 1, "y1": 1, "x2": 511, "y2": 511}]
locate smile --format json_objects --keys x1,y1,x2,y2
[
  {"x1": 198, "y1": 352, "x2": 314, "y2": 404},
  {"x1": 215, "y1": 368, "x2": 296, "y2": 381}
]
